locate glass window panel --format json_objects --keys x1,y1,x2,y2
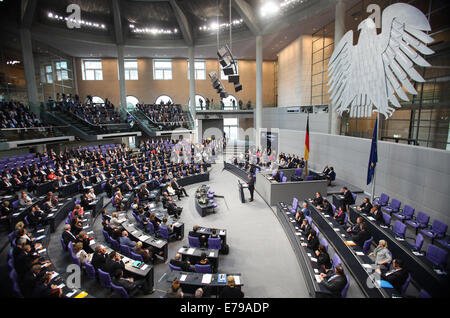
[
  {"x1": 129, "y1": 70, "x2": 138, "y2": 80},
  {"x1": 312, "y1": 62, "x2": 323, "y2": 75},
  {"x1": 95, "y1": 70, "x2": 103, "y2": 80},
  {"x1": 164, "y1": 70, "x2": 172, "y2": 80},
  {"x1": 154, "y1": 70, "x2": 163, "y2": 80},
  {"x1": 85, "y1": 70, "x2": 95, "y2": 80}
]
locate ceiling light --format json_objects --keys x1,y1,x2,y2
[{"x1": 260, "y1": 1, "x2": 280, "y2": 17}]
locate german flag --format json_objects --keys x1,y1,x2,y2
[{"x1": 304, "y1": 114, "x2": 310, "y2": 162}]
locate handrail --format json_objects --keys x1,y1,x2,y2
[
  {"x1": 55, "y1": 107, "x2": 131, "y2": 129},
  {"x1": 0, "y1": 125, "x2": 70, "y2": 131}
]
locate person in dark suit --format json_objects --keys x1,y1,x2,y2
[
  {"x1": 376, "y1": 259, "x2": 409, "y2": 293},
  {"x1": 20, "y1": 264, "x2": 44, "y2": 298},
  {"x1": 188, "y1": 225, "x2": 207, "y2": 247},
  {"x1": 347, "y1": 217, "x2": 363, "y2": 234},
  {"x1": 312, "y1": 192, "x2": 323, "y2": 207},
  {"x1": 219, "y1": 276, "x2": 244, "y2": 298},
  {"x1": 357, "y1": 197, "x2": 373, "y2": 214},
  {"x1": 334, "y1": 206, "x2": 346, "y2": 225},
  {"x1": 370, "y1": 204, "x2": 384, "y2": 223},
  {"x1": 318, "y1": 199, "x2": 333, "y2": 216},
  {"x1": 341, "y1": 187, "x2": 355, "y2": 212},
  {"x1": 326, "y1": 167, "x2": 336, "y2": 186},
  {"x1": 91, "y1": 245, "x2": 107, "y2": 270},
  {"x1": 316, "y1": 245, "x2": 332, "y2": 273},
  {"x1": 302, "y1": 229, "x2": 320, "y2": 251},
  {"x1": 61, "y1": 224, "x2": 77, "y2": 247},
  {"x1": 299, "y1": 219, "x2": 311, "y2": 235},
  {"x1": 246, "y1": 174, "x2": 255, "y2": 202},
  {"x1": 113, "y1": 269, "x2": 151, "y2": 296},
  {"x1": 169, "y1": 253, "x2": 192, "y2": 272},
  {"x1": 31, "y1": 272, "x2": 62, "y2": 298},
  {"x1": 104, "y1": 251, "x2": 125, "y2": 278},
  {"x1": 77, "y1": 231, "x2": 94, "y2": 254},
  {"x1": 351, "y1": 223, "x2": 371, "y2": 248},
  {"x1": 319, "y1": 265, "x2": 348, "y2": 298}
]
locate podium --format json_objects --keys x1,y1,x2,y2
[{"x1": 238, "y1": 180, "x2": 247, "y2": 203}]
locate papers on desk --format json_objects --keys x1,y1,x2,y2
[
  {"x1": 50, "y1": 272, "x2": 59, "y2": 280},
  {"x1": 362, "y1": 264, "x2": 373, "y2": 270},
  {"x1": 89, "y1": 239, "x2": 95, "y2": 245},
  {"x1": 58, "y1": 203, "x2": 64, "y2": 206},
  {"x1": 139, "y1": 235, "x2": 150, "y2": 241},
  {"x1": 180, "y1": 274, "x2": 187, "y2": 282},
  {"x1": 310, "y1": 257, "x2": 317, "y2": 262},
  {"x1": 141, "y1": 264, "x2": 148, "y2": 271},
  {"x1": 290, "y1": 220, "x2": 296, "y2": 223},
  {"x1": 300, "y1": 237, "x2": 305, "y2": 240},
  {"x1": 37, "y1": 229, "x2": 45, "y2": 234},
  {"x1": 85, "y1": 211, "x2": 91, "y2": 216},
  {"x1": 295, "y1": 233, "x2": 302, "y2": 236},
  {"x1": 367, "y1": 216, "x2": 376, "y2": 221},
  {"x1": 131, "y1": 230, "x2": 139, "y2": 236},
  {"x1": 412, "y1": 251, "x2": 424, "y2": 256},
  {"x1": 314, "y1": 269, "x2": 319, "y2": 274},
  {"x1": 333, "y1": 228, "x2": 340, "y2": 232},
  {"x1": 201, "y1": 274, "x2": 212, "y2": 284},
  {"x1": 234, "y1": 275, "x2": 241, "y2": 285},
  {"x1": 57, "y1": 283, "x2": 65, "y2": 289},
  {"x1": 66, "y1": 290, "x2": 77, "y2": 298},
  {"x1": 86, "y1": 231, "x2": 94, "y2": 235},
  {"x1": 173, "y1": 222, "x2": 181, "y2": 227},
  {"x1": 314, "y1": 275, "x2": 322, "y2": 283},
  {"x1": 324, "y1": 215, "x2": 330, "y2": 218},
  {"x1": 341, "y1": 234, "x2": 346, "y2": 237},
  {"x1": 219, "y1": 230, "x2": 226, "y2": 236},
  {"x1": 74, "y1": 291, "x2": 88, "y2": 298},
  {"x1": 395, "y1": 237, "x2": 405, "y2": 241},
  {"x1": 186, "y1": 248, "x2": 195, "y2": 255},
  {"x1": 47, "y1": 213, "x2": 54, "y2": 218},
  {"x1": 356, "y1": 251, "x2": 365, "y2": 256},
  {"x1": 12, "y1": 213, "x2": 20, "y2": 217},
  {"x1": 38, "y1": 248, "x2": 46, "y2": 254},
  {"x1": 82, "y1": 225, "x2": 89, "y2": 229},
  {"x1": 51, "y1": 208, "x2": 58, "y2": 212},
  {"x1": 344, "y1": 241, "x2": 356, "y2": 246},
  {"x1": 156, "y1": 240, "x2": 163, "y2": 244},
  {"x1": 307, "y1": 253, "x2": 312, "y2": 257},
  {"x1": 35, "y1": 235, "x2": 46, "y2": 241},
  {"x1": 209, "y1": 252, "x2": 215, "y2": 257},
  {"x1": 122, "y1": 256, "x2": 131, "y2": 263}
]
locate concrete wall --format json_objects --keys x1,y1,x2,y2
[
  {"x1": 277, "y1": 35, "x2": 312, "y2": 107},
  {"x1": 201, "y1": 119, "x2": 224, "y2": 139},
  {"x1": 276, "y1": 128, "x2": 450, "y2": 227},
  {"x1": 262, "y1": 107, "x2": 328, "y2": 133},
  {"x1": 75, "y1": 58, "x2": 276, "y2": 107}
]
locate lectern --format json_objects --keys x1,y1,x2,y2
[{"x1": 238, "y1": 180, "x2": 246, "y2": 203}]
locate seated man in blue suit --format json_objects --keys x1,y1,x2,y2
[{"x1": 119, "y1": 230, "x2": 136, "y2": 248}]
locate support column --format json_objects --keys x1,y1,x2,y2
[
  {"x1": 329, "y1": 0, "x2": 345, "y2": 135},
  {"x1": 20, "y1": 28, "x2": 39, "y2": 115},
  {"x1": 117, "y1": 45, "x2": 127, "y2": 112},
  {"x1": 188, "y1": 46, "x2": 197, "y2": 142},
  {"x1": 255, "y1": 35, "x2": 263, "y2": 149}
]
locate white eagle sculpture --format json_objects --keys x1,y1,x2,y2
[{"x1": 327, "y1": 3, "x2": 434, "y2": 118}]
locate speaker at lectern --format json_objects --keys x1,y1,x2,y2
[{"x1": 238, "y1": 180, "x2": 247, "y2": 203}]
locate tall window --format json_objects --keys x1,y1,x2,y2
[
  {"x1": 126, "y1": 95, "x2": 139, "y2": 108},
  {"x1": 224, "y1": 118, "x2": 238, "y2": 141},
  {"x1": 82, "y1": 59, "x2": 103, "y2": 80},
  {"x1": 223, "y1": 95, "x2": 238, "y2": 110},
  {"x1": 124, "y1": 59, "x2": 138, "y2": 80},
  {"x1": 44, "y1": 65, "x2": 53, "y2": 83},
  {"x1": 189, "y1": 95, "x2": 207, "y2": 110},
  {"x1": 187, "y1": 60, "x2": 206, "y2": 80},
  {"x1": 221, "y1": 61, "x2": 238, "y2": 80},
  {"x1": 155, "y1": 95, "x2": 173, "y2": 104},
  {"x1": 55, "y1": 61, "x2": 69, "y2": 81},
  {"x1": 153, "y1": 59, "x2": 172, "y2": 80},
  {"x1": 92, "y1": 96, "x2": 104, "y2": 104}
]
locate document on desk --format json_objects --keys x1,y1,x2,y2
[
  {"x1": 58, "y1": 203, "x2": 63, "y2": 206},
  {"x1": 57, "y1": 283, "x2": 65, "y2": 289},
  {"x1": 234, "y1": 276, "x2": 241, "y2": 285},
  {"x1": 314, "y1": 275, "x2": 322, "y2": 283},
  {"x1": 50, "y1": 272, "x2": 59, "y2": 280},
  {"x1": 310, "y1": 257, "x2": 317, "y2": 262},
  {"x1": 307, "y1": 253, "x2": 312, "y2": 257},
  {"x1": 47, "y1": 213, "x2": 55, "y2": 218},
  {"x1": 38, "y1": 248, "x2": 46, "y2": 254},
  {"x1": 314, "y1": 269, "x2": 319, "y2": 274},
  {"x1": 131, "y1": 230, "x2": 139, "y2": 235},
  {"x1": 362, "y1": 264, "x2": 373, "y2": 270},
  {"x1": 180, "y1": 274, "x2": 187, "y2": 282},
  {"x1": 66, "y1": 290, "x2": 77, "y2": 298},
  {"x1": 367, "y1": 216, "x2": 375, "y2": 221},
  {"x1": 141, "y1": 264, "x2": 148, "y2": 271},
  {"x1": 201, "y1": 274, "x2": 212, "y2": 284},
  {"x1": 89, "y1": 239, "x2": 95, "y2": 245},
  {"x1": 295, "y1": 233, "x2": 302, "y2": 236},
  {"x1": 87, "y1": 231, "x2": 94, "y2": 235},
  {"x1": 209, "y1": 252, "x2": 215, "y2": 257},
  {"x1": 333, "y1": 228, "x2": 340, "y2": 231},
  {"x1": 356, "y1": 251, "x2": 365, "y2": 256},
  {"x1": 139, "y1": 235, "x2": 150, "y2": 241},
  {"x1": 37, "y1": 228, "x2": 45, "y2": 233},
  {"x1": 82, "y1": 225, "x2": 89, "y2": 229},
  {"x1": 219, "y1": 230, "x2": 226, "y2": 235},
  {"x1": 186, "y1": 248, "x2": 195, "y2": 255}
]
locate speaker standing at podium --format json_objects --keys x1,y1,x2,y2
[{"x1": 247, "y1": 174, "x2": 255, "y2": 202}]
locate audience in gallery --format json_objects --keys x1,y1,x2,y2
[
  {"x1": 0, "y1": 101, "x2": 46, "y2": 129},
  {"x1": 137, "y1": 102, "x2": 188, "y2": 130}
]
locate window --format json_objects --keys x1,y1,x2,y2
[
  {"x1": 82, "y1": 59, "x2": 103, "y2": 80},
  {"x1": 92, "y1": 96, "x2": 104, "y2": 104},
  {"x1": 221, "y1": 60, "x2": 238, "y2": 80},
  {"x1": 222, "y1": 95, "x2": 238, "y2": 110},
  {"x1": 224, "y1": 118, "x2": 238, "y2": 141},
  {"x1": 126, "y1": 95, "x2": 140, "y2": 108},
  {"x1": 187, "y1": 60, "x2": 206, "y2": 80},
  {"x1": 55, "y1": 61, "x2": 69, "y2": 81},
  {"x1": 124, "y1": 59, "x2": 138, "y2": 80},
  {"x1": 153, "y1": 59, "x2": 172, "y2": 80},
  {"x1": 189, "y1": 95, "x2": 206, "y2": 110},
  {"x1": 155, "y1": 95, "x2": 173, "y2": 104},
  {"x1": 45, "y1": 65, "x2": 53, "y2": 83}
]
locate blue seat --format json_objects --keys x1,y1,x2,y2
[
  {"x1": 111, "y1": 283, "x2": 129, "y2": 298},
  {"x1": 208, "y1": 237, "x2": 221, "y2": 250},
  {"x1": 98, "y1": 269, "x2": 112, "y2": 288},
  {"x1": 84, "y1": 262, "x2": 96, "y2": 280},
  {"x1": 419, "y1": 219, "x2": 448, "y2": 241},
  {"x1": 405, "y1": 212, "x2": 430, "y2": 234},
  {"x1": 417, "y1": 289, "x2": 431, "y2": 298},
  {"x1": 393, "y1": 205, "x2": 415, "y2": 222},
  {"x1": 169, "y1": 263, "x2": 182, "y2": 271},
  {"x1": 131, "y1": 251, "x2": 144, "y2": 262},
  {"x1": 373, "y1": 193, "x2": 389, "y2": 207},
  {"x1": 120, "y1": 244, "x2": 132, "y2": 257},
  {"x1": 341, "y1": 275, "x2": 350, "y2": 298},
  {"x1": 61, "y1": 237, "x2": 68, "y2": 252},
  {"x1": 401, "y1": 273, "x2": 411, "y2": 296},
  {"x1": 381, "y1": 198, "x2": 401, "y2": 214},
  {"x1": 195, "y1": 264, "x2": 212, "y2": 273},
  {"x1": 362, "y1": 236, "x2": 374, "y2": 254},
  {"x1": 393, "y1": 220, "x2": 407, "y2": 239},
  {"x1": 111, "y1": 239, "x2": 120, "y2": 251},
  {"x1": 188, "y1": 235, "x2": 200, "y2": 248},
  {"x1": 159, "y1": 226, "x2": 177, "y2": 241},
  {"x1": 426, "y1": 244, "x2": 448, "y2": 270}
]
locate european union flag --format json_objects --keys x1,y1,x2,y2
[{"x1": 367, "y1": 118, "x2": 378, "y2": 185}]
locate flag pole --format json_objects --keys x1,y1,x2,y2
[{"x1": 371, "y1": 111, "x2": 380, "y2": 202}]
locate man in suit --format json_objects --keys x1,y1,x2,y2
[
  {"x1": 172, "y1": 178, "x2": 188, "y2": 197},
  {"x1": 318, "y1": 199, "x2": 333, "y2": 216},
  {"x1": 20, "y1": 264, "x2": 45, "y2": 298},
  {"x1": 246, "y1": 174, "x2": 255, "y2": 202},
  {"x1": 351, "y1": 223, "x2": 371, "y2": 248},
  {"x1": 322, "y1": 165, "x2": 330, "y2": 176},
  {"x1": 119, "y1": 231, "x2": 136, "y2": 248},
  {"x1": 341, "y1": 187, "x2": 355, "y2": 211},
  {"x1": 188, "y1": 225, "x2": 207, "y2": 247},
  {"x1": 104, "y1": 251, "x2": 125, "y2": 277},
  {"x1": 91, "y1": 245, "x2": 107, "y2": 270},
  {"x1": 347, "y1": 217, "x2": 363, "y2": 234},
  {"x1": 377, "y1": 259, "x2": 408, "y2": 293},
  {"x1": 319, "y1": 265, "x2": 348, "y2": 297},
  {"x1": 62, "y1": 224, "x2": 77, "y2": 247},
  {"x1": 169, "y1": 253, "x2": 193, "y2": 272}
]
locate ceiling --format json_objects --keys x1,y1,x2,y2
[{"x1": 0, "y1": 0, "x2": 360, "y2": 60}]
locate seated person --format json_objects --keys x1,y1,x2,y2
[
  {"x1": 301, "y1": 229, "x2": 319, "y2": 251},
  {"x1": 165, "y1": 280, "x2": 184, "y2": 298},
  {"x1": 316, "y1": 244, "x2": 332, "y2": 273},
  {"x1": 134, "y1": 241, "x2": 153, "y2": 264},
  {"x1": 77, "y1": 231, "x2": 94, "y2": 254},
  {"x1": 169, "y1": 253, "x2": 192, "y2": 272},
  {"x1": 188, "y1": 225, "x2": 207, "y2": 247},
  {"x1": 300, "y1": 202, "x2": 310, "y2": 216},
  {"x1": 91, "y1": 245, "x2": 107, "y2": 270},
  {"x1": 295, "y1": 210, "x2": 305, "y2": 225},
  {"x1": 326, "y1": 167, "x2": 336, "y2": 186},
  {"x1": 357, "y1": 197, "x2": 373, "y2": 214},
  {"x1": 376, "y1": 259, "x2": 408, "y2": 293},
  {"x1": 19, "y1": 191, "x2": 33, "y2": 207},
  {"x1": 62, "y1": 224, "x2": 78, "y2": 247},
  {"x1": 351, "y1": 223, "x2": 371, "y2": 248},
  {"x1": 31, "y1": 272, "x2": 62, "y2": 298},
  {"x1": 73, "y1": 242, "x2": 92, "y2": 264},
  {"x1": 103, "y1": 251, "x2": 125, "y2": 278},
  {"x1": 113, "y1": 269, "x2": 151, "y2": 296},
  {"x1": 312, "y1": 192, "x2": 323, "y2": 207},
  {"x1": 334, "y1": 206, "x2": 346, "y2": 225},
  {"x1": 318, "y1": 265, "x2": 348, "y2": 298},
  {"x1": 317, "y1": 199, "x2": 333, "y2": 216},
  {"x1": 299, "y1": 219, "x2": 311, "y2": 235},
  {"x1": 370, "y1": 204, "x2": 383, "y2": 223},
  {"x1": 110, "y1": 212, "x2": 123, "y2": 230},
  {"x1": 166, "y1": 197, "x2": 182, "y2": 218},
  {"x1": 119, "y1": 230, "x2": 136, "y2": 248},
  {"x1": 347, "y1": 217, "x2": 363, "y2": 234},
  {"x1": 219, "y1": 276, "x2": 244, "y2": 298},
  {"x1": 340, "y1": 187, "x2": 355, "y2": 211}
]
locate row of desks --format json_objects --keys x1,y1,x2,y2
[{"x1": 348, "y1": 205, "x2": 450, "y2": 298}]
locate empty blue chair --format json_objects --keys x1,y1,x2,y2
[
  {"x1": 320, "y1": 238, "x2": 328, "y2": 251},
  {"x1": 9, "y1": 270, "x2": 23, "y2": 298},
  {"x1": 362, "y1": 237, "x2": 374, "y2": 254},
  {"x1": 332, "y1": 253, "x2": 342, "y2": 271},
  {"x1": 84, "y1": 262, "x2": 96, "y2": 280},
  {"x1": 420, "y1": 219, "x2": 448, "y2": 241},
  {"x1": 169, "y1": 263, "x2": 182, "y2": 271},
  {"x1": 373, "y1": 193, "x2": 389, "y2": 207},
  {"x1": 436, "y1": 237, "x2": 450, "y2": 251},
  {"x1": 159, "y1": 226, "x2": 176, "y2": 241},
  {"x1": 409, "y1": 233, "x2": 424, "y2": 252},
  {"x1": 382, "y1": 212, "x2": 391, "y2": 227},
  {"x1": 426, "y1": 244, "x2": 448, "y2": 270},
  {"x1": 208, "y1": 237, "x2": 221, "y2": 250},
  {"x1": 195, "y1": 264, "x2": 212, "y2": 273},
  {"x1": 98, "y1": 269, "x2": 112, "y2": 288},
  {"x1": 401, "y1": 273, "x2": 411, "y2": 296},
  {"x1": 295, "y1": 169, "x2": 303, "y2": 176},
  {"x1": 393, "y1": 221, "x2": 407, "y2": 239},
  {"x1": 111, "y1": 283, "x2": 129, "y2": 298},
  {"x1": 417, "y1": 289, "x2": 432, "y2": 298},
  {"x1": 131, "y1": 252, "x2": 144, "y2": 262},
  {"x1": 341, "y1": 275, "x2": 350, "y2": 298},
  {"x1": 290, "y1": 198, "x2": 299, "y2": 214},
  {"x1": 313, "y1": 225, "x2": 320, "y2": 237},
  {"x1": 381, "y1": 198, "x2": 401, "y2": 214},
  {"x1": 145, "y1": 222, "x2": 157, "y2": 234},
  {"x1": 406, "y1": 212, "x2": 430, "y2": 234},
  {"x1": 120, "y1": 244, "x2": 131, "y2": 257},
  {"x1": 305, "y1": 175, "x2": 314, "y2": 181},
  {"x1": 188, "y1": 235, "x2": 200, "y2": 248},
  {"x1": 393, "y1": 205, "x2": 415, "y2": 222}
]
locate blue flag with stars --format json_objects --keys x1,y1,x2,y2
[{"x1": 367, "y1": 118, "x2": 378, "y2": 185}]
